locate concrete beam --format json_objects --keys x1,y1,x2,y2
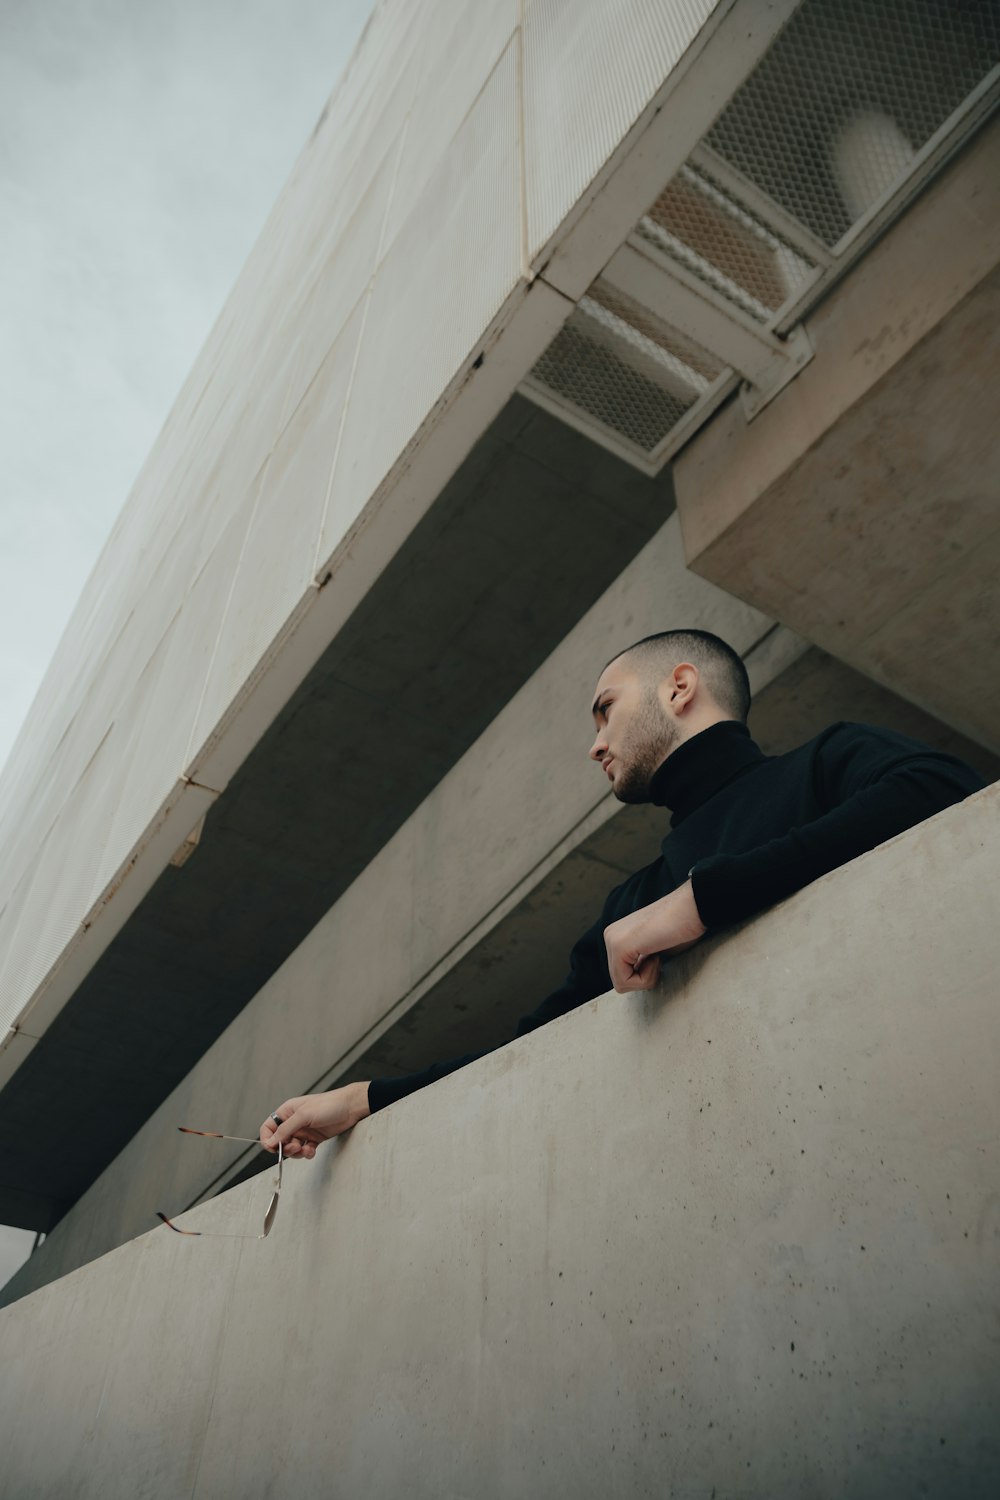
[
  {"x1": 2, "y1": 786, "x2": 998, "y2": 1498},
  {"x1": 674, "y1": 116, "x2": 1000, "y2": 753}
]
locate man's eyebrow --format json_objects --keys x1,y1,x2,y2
[{"x1": 592, "y1": 688, "x2": 613, "y2": 718}]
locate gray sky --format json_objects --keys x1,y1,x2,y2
[{"x1": 0, "y1": 0, "x2": 373, "y2": 1284}]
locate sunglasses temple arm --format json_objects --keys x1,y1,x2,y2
[{"x1": 177, "y1": 1129, "x2": 272, "y2": 1145}]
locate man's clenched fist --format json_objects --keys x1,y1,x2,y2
[{"x1": 603, "y1": 879, "x2": 706, "y2": 992}]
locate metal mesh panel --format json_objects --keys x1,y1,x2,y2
[
  {"x1": 526, "y1": 278, "x2": 724, "y2": 455},
  {"x1": 706, "y1": 0, "x2": 1000, "y2": 247},
  {"x1": 636, "y1": 162, "x2": 819, "y2": 323}
]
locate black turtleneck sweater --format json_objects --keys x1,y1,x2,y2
[{"x1": 366, "y1": 721, "x2": 984, "y2": 1113}]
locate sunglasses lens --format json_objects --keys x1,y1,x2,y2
[{"x1": 262, "y1": 1192, "x2": 280, "y2": 1237}]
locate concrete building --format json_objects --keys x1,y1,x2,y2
[{"x1": 1, "y1": 1, "x2": 998, "y2": 1493}]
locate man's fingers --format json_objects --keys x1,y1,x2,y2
[
  {"x1": 635, "y1": 954, "x2": 661, "y2": 989},
  {"x1": 608, "y1": 944, "x2": 654, "y2": 992},
  {"x1": 260, "y1": 1100, "x2": 302, "y2": 1151},
  {"x1": 611, "y1": 953, "x2": 661, "y2": 992},
  {"x1": 271, "y1": 1107, "x2": 309, "y2": 1150},
  {"x1": 609, "y1": 954, "x2": 631, "y2": 992}
]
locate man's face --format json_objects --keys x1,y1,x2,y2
[{"x1": 588, "y1": 658, "x2": 681, "y2": 803}]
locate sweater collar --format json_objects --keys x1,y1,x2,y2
[{"x1": 649, "y1": 720, "x2": 765, "y2": 825}]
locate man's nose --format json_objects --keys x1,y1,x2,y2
[{"x1": 589, "y1": 731, "x2": 607, "y2": 762}]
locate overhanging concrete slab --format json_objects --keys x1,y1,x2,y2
[{"x1": 674, "y1": 118, "x2": 1000, "y2": 752}]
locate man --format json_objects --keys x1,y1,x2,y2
[{"x1": 260, "y1": 629, "x2": 984, "y2": 1159}]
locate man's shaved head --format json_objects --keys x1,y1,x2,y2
[{"x1": 606, "y1": 630, "x2": 751, "y2": 723}]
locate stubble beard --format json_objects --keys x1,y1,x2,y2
[{"x1": 611, "y1": 689, "x2": 681, "y2": 803}]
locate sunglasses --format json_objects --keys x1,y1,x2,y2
[{"x1": 157, "y1": 1126, "x2": 282, "y2": 1239}]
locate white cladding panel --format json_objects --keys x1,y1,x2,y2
[
  {"x1": 187, "y1": 300, "x2": 368, "y2": 772},
  {"x1": 319, "y1": 34, "x2": 523, "y2": 571},
  {"x1": 380, "y1": 0, "x2": 520, "y2": 254},
  {"x1": 0, "y1": 0, "x2": 726, "y2": 1042},
  {"x1": 523, "y1": 0, "x2": 718, "y2": 262}
]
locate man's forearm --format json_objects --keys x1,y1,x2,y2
[
  {"x1": 367, "y1": 1048, "x2": 496, "y2": 1114},
  {"x1": 690, "y1": 756, "x2": 982, "y2": 929}
]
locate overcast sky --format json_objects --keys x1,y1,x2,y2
[{"x1": 0, "y1": 0, "x2": 373, "y2": 1284}]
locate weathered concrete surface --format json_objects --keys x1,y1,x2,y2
[
  {"x1": 2, "y1": 788, "x2": 998, "y2": 1499},
  {"x1": 675, "y1": 117, "x2": 1000, "y2": 754}
]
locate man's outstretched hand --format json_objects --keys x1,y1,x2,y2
[
  {"x1": 259, "y1": 1082, "x2": 371, "y2": 1159},
  {"x1": 603, "y1": 879, "x2": 707, "y2": 992}
]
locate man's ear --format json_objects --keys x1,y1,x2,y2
[{"x1": 668, "y1": 662, "x2": 699, "y2": 712}]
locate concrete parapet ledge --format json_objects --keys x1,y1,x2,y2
[{"x1": 1, "y1": 785, "x2": 998, "y2": 1498}]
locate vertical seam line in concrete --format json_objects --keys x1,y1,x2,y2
[{"x1": 517, "y1": 0, "x2": 530, "y2": 282}]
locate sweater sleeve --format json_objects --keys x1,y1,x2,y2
[
  {"x1": 689, "y1": 724, "x2": 985, "y2": 931},
  {"x1": 367, "y1": 909, "x2": 613, "y2": 1114}
]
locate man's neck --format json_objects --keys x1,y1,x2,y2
[{"x1": 648, "y1": 720, "x2": 762, "y2": 823}]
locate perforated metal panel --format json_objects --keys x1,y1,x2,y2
[
  {"x1": 521, "y1": 0, "x2": 999, "y2": 470},
  {"x1": 524, "y1": 278, "x2": 724, "y2": 457},
  {"x1": 636, "y1": 161, "x2": 821, "y2": 324},
  {"x1": 706, "y1": 0, "x2": 1000, "y2": 248}
]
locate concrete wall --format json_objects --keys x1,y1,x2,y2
[{"x1": 2, "y1": 786, "x2": 998, "y2": 1499}]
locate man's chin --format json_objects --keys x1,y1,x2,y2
[{"x1": 611, "y1": 776, "x2": 651, "y2": 805}]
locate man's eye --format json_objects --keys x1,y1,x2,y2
[{"x1": 599, "y1": 701, "x2": 611, "y2": 718}]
